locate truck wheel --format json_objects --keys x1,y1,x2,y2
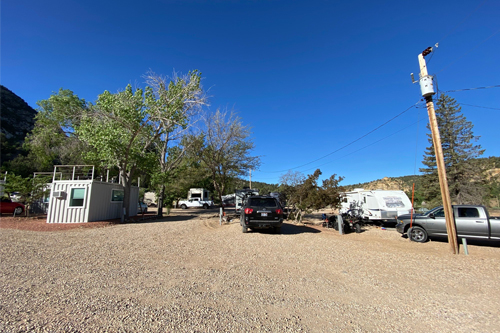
[
  {"x1": 203, "y1": 204, "x2": 209, "y2": 209},
  {"x1": 408, "y1": 226, "x2": 428, "y2": 243},
  {"x1": 354, "y1": 223, "x2": 361, "y2": 233},
  {"x1": 14, "y1": 206, "x2": 23, "y2": 215},
  {"x1": 181, "y1": 204, "x2": 187, "y2": 209}
]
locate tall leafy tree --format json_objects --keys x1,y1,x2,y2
[
  {"x1": 144, "y1": 70, "x2": 207, "y2": 216},
  {"x1": 191, "y1": 109, "x2": 260, "y2": 212},
  {"x1": 77, "y1": 85, "x2": 159, "y2": 218},
  {"x1": 420, "y1": 94, "x2": 485, "y2": 206},
  {"x1": 24, "y1": 89, "x2": 91, "y2": 170}
]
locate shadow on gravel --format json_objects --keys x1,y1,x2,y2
[
  {"x1": 248, "y1": 223, "x2": 321, "y2": 235},
  {"x1": 428, "y1": 236, "x2": 500, "y2": 248}
]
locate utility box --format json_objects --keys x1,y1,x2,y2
[{"x1": 419, "y1": 75, "x2": 435, "y2": 97}]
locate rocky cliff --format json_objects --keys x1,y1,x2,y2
[{"x1": 1, "y1": 85, "x2": 37, "y2": 163}]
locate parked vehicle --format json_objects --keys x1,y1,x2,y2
[
  {"x1": 396, "y1": 205, "x2": 500, "y2": 242},
  {"x1": 340, "y1": 188, "x2": 413, "y2": 222},
  {"x1": 322, "y1": 210, "x2": 364, "y2": 233},
  {"x1": 138, "y1": 201, "x2": 148, "y2": 213},
  {"x1": 240, "y1": 196, "x2": 283, "y2": 233},
  {"x1": 187, "y1": 188, "x2": 211, "y2": 201},
  {"x1": 178, "y1": 197, "x2": 214, "y2": 209},
  {"x1": 10, "y1": 192, "x2": 23, "y2": 202},
  {"x1": 235, "y1": 188, "x2": 259, "y2": 214},
  {"x1": 0, "y1": 197, "x2": 25, "y2": 215}
]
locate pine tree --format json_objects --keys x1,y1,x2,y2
[{"x1": 420, "y1": 94, "x2": 485, "y2": 206}]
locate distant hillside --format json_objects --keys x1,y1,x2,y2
[{"x1": 0, "y1": 85, "x2": 37, "y2": 164}]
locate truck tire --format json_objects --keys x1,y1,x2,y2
[
  {"x1": 408, "y1": 226, "x2": 428, "y2": 243},
  {"x1": 354, "y1": 223, "x2": 361, "y2": 233},
  {"x1": 203, "y1": 204, "x2": 209, "y2": 209},
  {"x1": 181, "y1": 204, "x2": 187, "y2": 209}
]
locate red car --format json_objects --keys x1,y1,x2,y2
[{"x1": 0, "y1": 197, "x2": 25, "y2": 215}]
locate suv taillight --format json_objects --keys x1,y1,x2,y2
[
  {"x1": 276, "y1": 208, "x2": 283, "y2": 214},
  {"x1": 244, "y1": 208, "x2": 253, "y2": 214}
]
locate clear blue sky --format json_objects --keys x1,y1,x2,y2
[{"x1": 2, "y1": 0, "x2": 499, "y2": 186}]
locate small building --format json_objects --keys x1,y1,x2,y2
[{"x1": 46, "y1": 165, "x2": 139, "y2": 223}]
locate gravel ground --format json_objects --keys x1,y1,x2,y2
[{"x1": 1, "y1": 208, "x2": 499, "y2": 332}]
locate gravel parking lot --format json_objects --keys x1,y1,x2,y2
[{"x1": 1, "y1": 208, "x2": 499, "y2": 332}]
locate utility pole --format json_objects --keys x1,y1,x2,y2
[{"x1": 414, "y1": 46, "x2": 459, "y2": 254}]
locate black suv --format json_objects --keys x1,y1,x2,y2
[{"x1": 240, "y1": 196, "x2": 284, "y2": 233}]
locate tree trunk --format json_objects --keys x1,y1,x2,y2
[
  {"x1": 121, "y1": 169, "x2": 133, "y2": 220},
  {"x1": 157, "y1": 184, "x2": 166, "y2": 217}
]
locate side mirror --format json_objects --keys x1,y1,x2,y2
[{"x1": 429, "y1": 213, "x2": 435, "y2": 219}]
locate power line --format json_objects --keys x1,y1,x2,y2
[
  {"x1": 254, "y1": 119, "x2": 425, "y2": 182},
  {"x1": 437, "y1": 0, "x2": 488, "y2": 45},
  {"x1": 260, "y1": 100, "x2": 422, "y2": 174},
  {"x1": 461, "y1": 103, "x2": 500, "y2": 110},
  {"x1": 437, "y1": 27, "x2": 500, "y2": 74},
  {"x1": 442, "y1": 85, "x2": 500, "y2": 93}
]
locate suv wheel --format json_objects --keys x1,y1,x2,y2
[{"x1": 181, "y1": 204, "x2": 187, "y2": 209}]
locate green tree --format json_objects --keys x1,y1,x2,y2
[
  {"x1": 144, "y1": 70, "x2": 207, "y2": 216},
  {"x1": 77, "y1": 85, "x2": 159, "y2": 218},
  {"x1": 3, "y1": 173, "x2": 51, "y2": 216},
  {"x1": 25, "y1": 89, "x2": 91, "y2": 170},
  {"x1": 280, "y1": 169, "x2": 344, "y2": 223},
  {"x1": 420, "y1": 94, "x2": 485, "y2": 206},
  {"x1": 191, "y1": 109, "x2": 260, "y2": 212}
]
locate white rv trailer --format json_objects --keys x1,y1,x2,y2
[
  {"x1": 187, "y1": 188, "x2": 211, "y2": 201},
  {"x1": 340, "y1": 188, "x2": 413, "y2": 222}
]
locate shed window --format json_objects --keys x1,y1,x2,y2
[
  {"x1": 70, "y1": 188, "x2": 85, "y2": 207},
  {"x1": 112, "y1": 189, "x2": 124, "y2": 202}
]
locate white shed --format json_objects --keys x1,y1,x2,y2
[{"x1": 46, "y1": 165, "x2": 139, "y2": 223}]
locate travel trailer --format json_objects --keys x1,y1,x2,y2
[
  {"x1": 187, "y1": 188, "x2": 211, "y2": 201},
  {"x1": 340, "y1": 188, "x2": 413, "y2": 222}
]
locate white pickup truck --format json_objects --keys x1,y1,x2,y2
[{"x1": 178, "y1": 198, "x2": 214, "y2": 209}]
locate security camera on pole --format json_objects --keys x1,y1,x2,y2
[{"x1": 412, "y1": 46, "x2": 459, "y2": 254}]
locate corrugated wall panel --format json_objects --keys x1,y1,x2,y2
[
  {"x1": 47, "y1": 181, "x2": 141, "y2": 223},
  {"x1": 47, "y1": 181, "x2": 92, "y2": 223},
  {"x1": 87, "y1": 182, "x2": 125, "y2": 222}
]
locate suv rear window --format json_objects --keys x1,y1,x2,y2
[{"x1": 248, "y1": 198, "x2": 277, "y2": 207}]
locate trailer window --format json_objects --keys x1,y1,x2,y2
[{"x1": 69, "y1": 188, "x2": 85, "y2": 207}]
